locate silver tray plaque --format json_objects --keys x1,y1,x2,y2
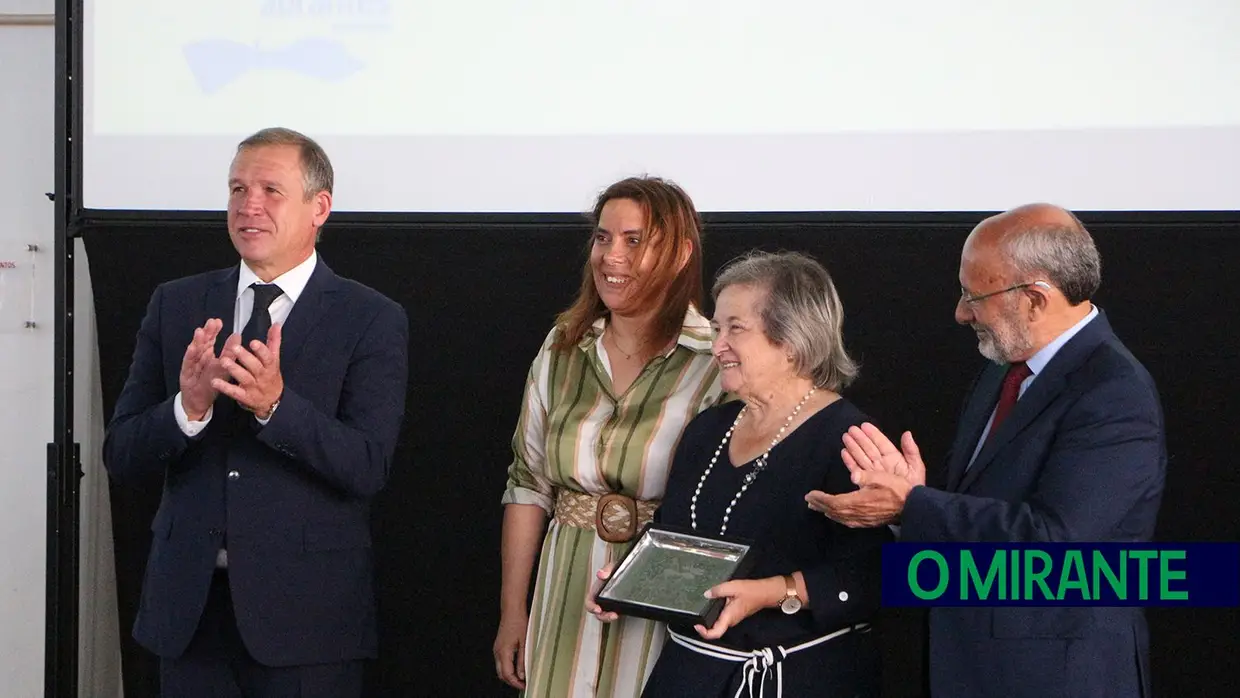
[{"x1": 596, "y1": 524, "x2": 756, "y2": 626}]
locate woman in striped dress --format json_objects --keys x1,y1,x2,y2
[{"x1": 494, "y1": 176, "x2": 724, "y2": 697}]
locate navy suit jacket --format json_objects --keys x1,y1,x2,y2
[
  {"x1": 102, "y1": 258, "x2": 408, "y2": 667},
  {"x1": 901, "y1": 311, "x2": 1166, "y2": 698}
]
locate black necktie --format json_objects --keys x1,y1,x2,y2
[{"x1": 242, "y1": 283, "x2": 283, "y2": 347}]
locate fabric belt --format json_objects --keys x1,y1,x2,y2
[
  {"x1": 667, "y1": 623, "x2": 870, "y2": 698},
  {"x1": 553, "y1": 489, "x2": 658, "y2": 543}
]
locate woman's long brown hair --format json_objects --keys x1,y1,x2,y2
[{"x1": 552, "y1": 176, "x2": 705, "y2": 352}]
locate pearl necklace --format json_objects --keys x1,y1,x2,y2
[{"x1": 690, "y1": 387, "x2": 817, "y2": 535}]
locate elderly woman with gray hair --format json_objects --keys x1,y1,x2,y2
[{"x1": 593, "y1": 251, "x2": 891, "y2": 697}]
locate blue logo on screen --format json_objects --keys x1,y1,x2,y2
[
  {"x1": 182, "y1": 37, "x2": 366, "y2": 94},
  {"x1": 183, "y1": 1, "x2": 392, "y2": 94},
  {"x1": 259, "y1": 0, "x2": 392, "y2": 29}
]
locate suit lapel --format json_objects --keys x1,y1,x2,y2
[
  {"x1": 204, "y1": 267, "x2": 241, "y2": 423},
  {"x1": 276, "y1": 258, "x2": 338, "y2": 372},
  {"x1": 955, "y1": 311, "x2": 1114, "y2": 492},
  {"x1": 207, "y1": 267, "x2": 239, "y2": 357},
  {"x1": 946, "y1": 366, "x2": 1004, "y2": 491},
  {"x1": 957, "y1": 369, "x2": 1063, "y2": 492}
]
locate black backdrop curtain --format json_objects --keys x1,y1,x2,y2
[{"x1": 83, "y1": 215, "x2": 1239, "y2": 697}]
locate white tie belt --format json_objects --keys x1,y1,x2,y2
[{"x1": 667, "y1": 623, "x2": 869, "y2": 698}]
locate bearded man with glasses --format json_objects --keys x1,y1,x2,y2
[{"x1": 809, "y1": 203, "x2": 1166, "y2": 698}]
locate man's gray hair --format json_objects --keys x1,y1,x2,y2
[
  {"x1": 236, "y1": 127, "x2": 334, "y2": 201},
  {"x1": 1001, "y1": 219, "x2": 1101, "y2": 304},
  {"x1": 712, "y1": 251, "x2": 858, "y2": 391}
]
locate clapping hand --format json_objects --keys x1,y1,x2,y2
[
  {"x1": 178, "y1": 319, "x2": 233, "y2": 420},
  {"x1": 806, "y1": 423, "x2": 926, "y2": 528},
  {"x1": 212, "y1": 323, "x2": 285, "y2": 417}
]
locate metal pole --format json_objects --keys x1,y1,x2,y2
[{"x1": 47, "y1": 0, "x2": 81, "y2": 695}]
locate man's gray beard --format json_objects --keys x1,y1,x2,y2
[
  {"x1": 977, "y1": 333, "x2": 1004, "y2": 363},
  {"x1": 975, "y1": 324, "x2": 1034, "y2": 365}
]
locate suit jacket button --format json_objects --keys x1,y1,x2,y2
[
  {"x1": 838, "y1": 591, "x2": 849, "y2": 602},
  {"x1": 227, "y1": 470, "x2": 240, "y2": 480}
]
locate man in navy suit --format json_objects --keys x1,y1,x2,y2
[
  {"x1": 809, "y1": 203, "x2": 1166, "y2": 697},
  {"x1": 103, "y1": 127, "x2": 408, "y2": 697}
]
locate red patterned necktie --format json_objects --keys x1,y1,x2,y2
[{"x1": 987, "y1": 361, "x2": 1032, "y2": 443}]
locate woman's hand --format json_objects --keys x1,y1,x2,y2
[
  {"x1": 493, "y1": 609, "x2": 529, "y2": 689},
  {"x1": 496, "y1": 503, "x2": 549, "y2": 689},
  {"x1": 585, "y1": 562, "x2": 620, "y2": 622},
  {"x1": 693, "y1": 576, "x2": 787, "y2": 640}
]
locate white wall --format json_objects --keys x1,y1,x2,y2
[
  {"x1": 0, "y1": 1, "x2": 122, "y2": 695},
  {"x1": 0, "y1": 15, "x2": 56, "y2": 698},
  {"x1": 0, "y1": 0, "x2": 51, "y2": 15}
]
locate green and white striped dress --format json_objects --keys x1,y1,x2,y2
[{"x1": 503, "y1": 307, "x2": 723, "y2": 698}]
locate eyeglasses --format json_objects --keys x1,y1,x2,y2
[{"x1": 959, "y1": 281, "x2": 1051, "y2": 305}]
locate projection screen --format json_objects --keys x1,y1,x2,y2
[{"x1": 81, "y1": 0, "x2": 1240, "y2": 213}]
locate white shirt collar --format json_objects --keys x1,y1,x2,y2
[
  {"x1": 237, "y1": 250, "x2": 318, "y2": 302},
  {"x1": 1026, "y1": 304, "x2": 1099, "y2": 377}
]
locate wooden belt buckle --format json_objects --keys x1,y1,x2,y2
[{"x1": 595, "y1": 493, "x2": 638, "y2": 543}]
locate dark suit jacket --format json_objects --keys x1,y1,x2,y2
[
  {"x1": 102, "y1": 258, "x2": 408, "y2": 667},
  {"x1": 901, "y1": 311, "x2": 1165, "y2": 698}
]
